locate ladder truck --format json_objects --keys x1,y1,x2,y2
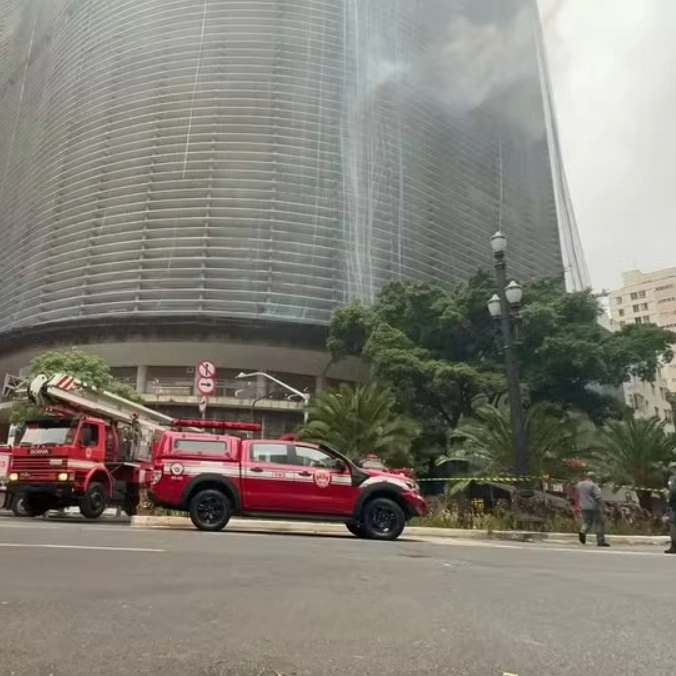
[{"x1": 4, "y1": 373, "x2": 259, "y2": 518}]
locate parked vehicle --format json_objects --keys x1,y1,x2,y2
[{"x1": 6, "y1": 374, "x2": 427, "y2": 540}]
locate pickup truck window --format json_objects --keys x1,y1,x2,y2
[
  {"x1": 250, "y1": 443, "x2": 290, "y2": 464},
  {"x1": 293, "y1": 446, "x2": 334, "y2": 468},
  {"x1": 173, "y1": 439, "x2": 229, "y2": 455}
]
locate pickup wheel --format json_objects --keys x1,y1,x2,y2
[
  {"x1": 345, "y1": 521, "x2": 368, "y2": 538},
  {"x1": 360, "y1": 497, "x2": 406, "y2": 541},
  {"x1": 79, "y1": 482, "x2": 107, "y2": 519},
  {"x1": 189, "y1": 489, "x2": 232, "y2": 532}
]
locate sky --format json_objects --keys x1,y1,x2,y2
[{"x1": 540, "y1": 0, "x2": 676, "y2": 291}]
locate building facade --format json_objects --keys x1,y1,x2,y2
[
  {"x1": 610, "y1": 267, "x2": 676, "y2": 394},
  {"x1": 0, "y1": 0, "x2": 585, "y2": 428}
]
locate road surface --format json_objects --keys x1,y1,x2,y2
[{"x1": 0, "y1": 518, "x2": 673, "y2": 676}]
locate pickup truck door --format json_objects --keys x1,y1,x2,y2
[
  {"x1": 287, "y1": 444, "x2": 355, "y2": 516},
  {"x1": 240, "y1": 441, "x2": 299, "y2": 512}
]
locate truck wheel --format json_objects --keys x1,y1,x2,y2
[
  {"x1": 345, "y1": 521, "x2": 368, "y2": 538},
  {"x1": 189, "y1": 489, "x2": 232, "y2": 532},
  {"x1": 11, "y1": 495, "x2": 29, "y2": 517},
  {"x1": 360, "y1": 497, "x2": 406, "y2": 541},
  {"x1": 22, "y1": 495, "x2": 50, "y2": 518},
  {"x1": 79, "y1": 482, "x2": 107, "y2": 519}
]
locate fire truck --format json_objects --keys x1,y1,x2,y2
[
  {"x1": 5, "y1": 373, "x2": 260, "y2": 519},
  {"x1": 6, "y1": 373, "x2": 428, "y2": 540}
]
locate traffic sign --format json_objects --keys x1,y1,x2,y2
[
  {"x1": 198, "y1": 396, "x2": 208, "y2": 414},
  {"x1": 195, "y1": 360, "x2": 217, "y2": 397},
  {"x1": 197, "y1": 360, "x2": 216, "y2": 379},
  {"x1": 195, "y1": 377, "x2": 215, "y2": 396}
]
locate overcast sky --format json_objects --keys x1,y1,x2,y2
[{"x1": 540, "y1": 0, "x2": 676, "y2": 291}]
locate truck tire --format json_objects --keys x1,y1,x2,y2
[
  {"x1": 22, "y1": 494, "x2": 50, "y2": 518},
  {"x1": 345, "y1": 521, "x2": 368, "y2": 538},
  {"x1": 189, "y1": 488, "x2": 232, "y2": 532},
  {"x1": 79, "y1": 482, "x2": 107, "y2": 519},
  {"x1": 360, "y1": 497, "x2": 406, "y2": 541},
  {"x1": 11, "y1": 495, "x2": 29, "y2": 517}
]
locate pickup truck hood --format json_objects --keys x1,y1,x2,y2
[{"x1": 362, "y1": 468, "x2": 416, "y2": 484}]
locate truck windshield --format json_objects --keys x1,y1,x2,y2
[{"x1": 18, "y1": 422, "x2": 75, "y2": 446}]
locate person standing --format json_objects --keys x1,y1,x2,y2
[
  {"x1": 577, "y1": 472, "x2": 610, "y2": 547},
  {"x1": 664, "y1": 463, "x2": 676, "y2": 554}
]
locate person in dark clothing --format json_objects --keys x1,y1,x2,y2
[
  {"x1": 576, "y1": 472, "x2": 610, "y2": 547},
  {"x1": 664, "y1": 463, "x2": 676, "y2": 554}
]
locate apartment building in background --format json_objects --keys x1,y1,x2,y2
[
  {"x1": 597, "y1": 312, "x2": 673, "y2": 431},
  {"x1": 608, "y1": 268, "x2": 676, "y2": 431},
  {"x1": 610, "y1": 267, "x2": 676, "y2": 389}
]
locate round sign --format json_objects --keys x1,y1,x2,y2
[
  {"x1": 195, "y1": 377, "x2": 215, "y2": 396},
  {"x1": 197, "y1": 361, "x2": 216, "y2": 378},
  {"x1": 314, "y1": 469, "x2": 332, "y2": 489}
]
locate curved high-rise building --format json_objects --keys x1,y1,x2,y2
[{"x1": 0, "y1": 0, "x2": 588, "y2": 433}]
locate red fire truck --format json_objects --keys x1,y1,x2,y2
[{"x1": 6, "y1": 374, "x2": 427, "y2": 540}]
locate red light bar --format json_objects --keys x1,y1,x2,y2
[{"x1": 171, "y1": 418, "x2": 262, "y2": 432}]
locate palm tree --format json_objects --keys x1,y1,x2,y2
[
  {"x1": 591, "y1": 417, "x2": 676, "y2": 510},
  {"x1": 297, "y1": 383, "x2": 418, "y2": 466},
  {"x1": 437, "y1": 400, "x2": 585, "y2": 488}
]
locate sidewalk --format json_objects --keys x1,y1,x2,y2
[{"x1": 130, "y1": 515, "x2": 671, "y2": 546}]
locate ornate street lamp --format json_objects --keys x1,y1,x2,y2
[{"x1": 487, "y1": 232, "x2": 530, "y2": 477}]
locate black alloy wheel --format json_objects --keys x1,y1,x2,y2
[
  {"x1": 361, "y1": 497, "x2": 406, "y2": 541},
  {"x1": 189, "y1": 488, "x2": 232, "y2": 532}
]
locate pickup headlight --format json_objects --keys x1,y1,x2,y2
[
  {"x1": 57, "y1": 472, "x2": 69, "y2": 482},
  {"x1": 8, "y1": 473, "x2": 18, "y2": 482}
]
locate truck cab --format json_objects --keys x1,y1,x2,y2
[
  {"x1": 7, "y1": 416, "x2": 128, "y2": 517},
  {"x1": 149, "y1": 432, "x2": 428, "y2": 541}
]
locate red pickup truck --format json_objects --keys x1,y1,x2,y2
[{"x1": 149, "y1": 429, "x2": 428, "y2": 541}]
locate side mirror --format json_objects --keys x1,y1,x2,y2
[{"x1": 331, "y1": 458, "x2": 346, "y2": 472}]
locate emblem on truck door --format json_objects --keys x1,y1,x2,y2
[{"x1": 314, "y1": 469, "x2": 332, "y2": 488}]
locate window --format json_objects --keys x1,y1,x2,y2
[
  {"x1": 630, "y1": 292, "x2": 638, "y2": 300},
  {"x1": 250, "y1": 443, "x2": 290, "y2": 464},
  {"x1": 619, "y1": 321, "x2": 626, "y2": 327},
  {"x1": 635, "y1": 317, "x2": 642, "y2": 324},
  {"x1": 632, "y1": 304, "x2": 640, "y2": 312},
  {"x1": 173, "y1": 438, "x2": 229, "y2": 455},
  {"x1": 656, "y1": 284, "x2": 674, "y2": 292},
  {"x1": 640, "y1": 302, "x2": 649, "y2": 311},
  {"x1": 643, "y1": 316, "x2": 651, "y2": 323},
  {"x1": 80, "y1": 424, "x2": 99, "y2": 447},
  {"x1": 293, "y1": 445, "x2": 335, "y2": 468},
  {"x1": 639, "y1": 290, "x2": 646, "y2": 298},
  {"x1": 615, "y1": 296, "x2": 622, "y2": 305},
  {"x1": 618, "y1": 309, "x2": 624, "y2": 317}
]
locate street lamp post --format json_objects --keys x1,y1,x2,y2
[
  {"x1": 488, "y1": 231, "x2": 530, "y2": 478},
  {"x1": 235, "y1": 371, "x2": 311, "y2": 422}
]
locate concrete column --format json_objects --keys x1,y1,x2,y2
[
  {"x1": 256, "y1": 373, "x2": 267, "y2": 397},
  {"x1": 136, "y1": 365, "x2": 148, "y2": 393},
  {"x1": 315, "y1": 374, "x2": 326, "y2": 392}
]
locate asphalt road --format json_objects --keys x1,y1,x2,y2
[{"x1": 0, "y1": 518, "x2": 674, "y2": 676}]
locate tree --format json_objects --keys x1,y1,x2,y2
[
  {"x1": 297, "y1": 382, "x2": 419, "y2": 467},
  {"x1": 11, "y1": 348, "x2": 142, "y2": 423},
  {"x1": 328, "y1": 274, "x2": 676, "y2": 445},
  {"x1": 590, "y1": 416, "x2": 676, "y2": 510},
  {"x1": 437, "y1": 400, "x2": 586, "y2": 483}
]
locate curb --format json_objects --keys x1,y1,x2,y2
[{"x1": 130, "y1": 516, "x2": 670, "y2": 546}]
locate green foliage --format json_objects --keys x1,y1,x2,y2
[
  {"x1": 297, "y1": 382, "x2": 419, "y2": 467},
  {"x1": 11, "y1": 348, "x2": 143, "y2": 423},
  {"x1": 437, "y1": 400, "x2": 585, "y2": 481},
  {"x1": 328, "y1": 274, "x2": 676, "y2": 454},
  {"x1": 29, "y1": 349, "x2": 114, "y2": 388},
  {"x1": 590, "y1": 417, "x2": 676, "y2": 490}
]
